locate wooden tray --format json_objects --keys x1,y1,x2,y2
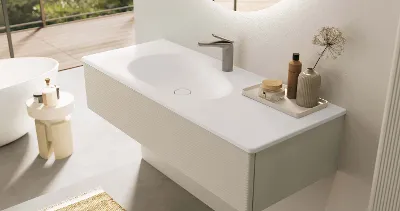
[{"x1": 242, "y1": 84, "x2": 328, "y2": 118}]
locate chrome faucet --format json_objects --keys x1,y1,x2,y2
[{"x1": 198, "y1": 34, "x2": 234, "y2": 72}]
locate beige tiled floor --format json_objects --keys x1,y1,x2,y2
[{"x1": 0, "y1": 12, "x2": 135, "y2": 70}]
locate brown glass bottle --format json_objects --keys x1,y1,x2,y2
[{"x1": 287, "y1": 53, "x2": 302, "y2": 99}]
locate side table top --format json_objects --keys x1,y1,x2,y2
[{"x1": 26, "y1": 91, "x2": 75, "y2": 120}]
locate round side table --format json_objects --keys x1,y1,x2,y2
[{"x1": 26, "y1": 92, "x2": 75, "y2": 159}]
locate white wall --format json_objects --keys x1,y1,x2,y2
[{"x1": 135, "y1": 0, "x2": 400, "y2": 200}]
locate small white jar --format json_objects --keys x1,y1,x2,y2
[{"x1": 258, "y1": 79, "x2": 285, "y2": 102}]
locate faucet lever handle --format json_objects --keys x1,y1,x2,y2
[{"x1": 212, "y1": 34, "x2": 234, "y2": 43}]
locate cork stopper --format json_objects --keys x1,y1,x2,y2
[
  {"x1": 45, "y1": 78, "x2": 50, "y2": 86},
  {"x1": 261, "y1": 79, "x2": 283, "y2": 92}
]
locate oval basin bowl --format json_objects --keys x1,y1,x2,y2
[
  {"x1": 0, "y1": 57, "x2": 59, "y2": 147},
  {"x1": 128, "y1": 54, "x2": 233, "y2": 100}
]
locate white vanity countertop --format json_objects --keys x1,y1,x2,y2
[{"x1": 82, "y1": 40, "x2": 346, "y2": 153}]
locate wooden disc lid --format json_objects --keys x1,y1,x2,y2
[{"x1": 261, "y1": 79, "x2": 283, "y2": 92}]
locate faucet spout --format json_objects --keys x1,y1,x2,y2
[
  {"x1": 198, "y1": 40, "x2": 232, "y2": 47},
  {"x1": 198, "y1": 34, "x2": 234, "y2": 72}
]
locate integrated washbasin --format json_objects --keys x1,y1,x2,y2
[
  {"x1": 83, "y1": 39, "x2": 346, "y2": 211},
  {"x1": 128, "y1": 54, "x2": 233, "y2": 100}
]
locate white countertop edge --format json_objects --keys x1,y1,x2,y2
[
  {"x1": 81, "y1": 58, "x2": 346, "y2": 154},
  {"x1": 250, "y1": 110, "x2": 346, "y2": 153}
]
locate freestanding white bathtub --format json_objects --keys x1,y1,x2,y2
[{"x1": 0, "y1": 57, "x2": 58, "y2": 147}]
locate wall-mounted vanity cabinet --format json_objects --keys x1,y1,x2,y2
[{"x1": 83, "y1": 40, "x2": 346, "y2": 211}]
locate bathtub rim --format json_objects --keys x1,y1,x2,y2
[{"x1": 0, "y1": 57, "x2": 59, "y2": 91}]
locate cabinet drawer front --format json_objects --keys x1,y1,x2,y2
[{"x1": 84, "y1": 65, "x2": 254, "y2": 211}]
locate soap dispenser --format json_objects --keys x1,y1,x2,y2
[
  {"x1": 287, "y1": 53, "x2": 302, "y2": 99},
  {"x1": 42, "y1": 78, "x2": 58, "y2": 107}
]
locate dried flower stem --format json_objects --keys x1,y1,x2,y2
[{"x1": 313, "y1": 45, "x2": 328, "y2": 70}]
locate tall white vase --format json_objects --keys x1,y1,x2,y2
[{"x1": 296, "y1": 68, "x2": 321, "y2": 108}]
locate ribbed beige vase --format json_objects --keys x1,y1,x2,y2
[{"x1": 296, "y1": 68, "x2": 321, "y2": 108}]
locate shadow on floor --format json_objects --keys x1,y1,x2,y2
[
  {"x1": 0, "y1": 137, "x2": 69, "y2": 210},
  {"x1": 125, "y1": 160, "x2": 212, "y2": 211},
  {"x1": 0, "y1": 133, "x2": 31, "y2": 191},
  {"x1": 20, "y1": 28, "x2": 42, "y2": 43}
]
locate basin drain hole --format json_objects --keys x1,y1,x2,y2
[{"x1": 174, "y1": 88, "x2": 191, "y2": 95}]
